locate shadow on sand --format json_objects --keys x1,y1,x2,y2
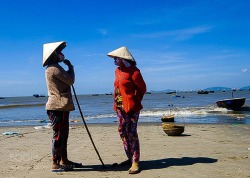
[
  {"x1": 72, "y1": 156, "x2": 218, "y2": 172},
  {"x1": 140, "y1": 157, "x2": 218, "y2": 171}
]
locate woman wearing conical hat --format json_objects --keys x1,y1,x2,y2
[
  {"x1": 43, "y1": 41, "x2": 82, "y2": 172},
  {"x1": 107, "y1": 46, "x2": 146, "y2": 174}
]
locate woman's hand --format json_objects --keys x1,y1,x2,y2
[{"x1": 63, "y1": 59, "x2": 73, "y2": 67}]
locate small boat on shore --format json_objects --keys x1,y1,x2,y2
[
  {"x1": 216, "y1": 98, "x2": 246, "y2": 111},
  {"x1": 161, "y1": 104, "x2": 175, "y2": 122},
  {"x1": 161, "y1": 114, "x2": 175, "y2": 122}
]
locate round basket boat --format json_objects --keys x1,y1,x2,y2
[
  {"x1": 161, "y1": 114, "x2": 175, "y2": 122},
  {"x1": 162, "y1": 123, "x2": 185, "y2": 136}
]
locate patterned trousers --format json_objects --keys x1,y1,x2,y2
[
  {"x1": 116, "y1": 109, "x2": 140, "y2": 163},
  {"x1": 47, "y1": 110, "x2": 69, "y2": 162}
]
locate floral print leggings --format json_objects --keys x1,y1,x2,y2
[{"x1": 116, "y1": 109, "x2": 140, "y2": 163}]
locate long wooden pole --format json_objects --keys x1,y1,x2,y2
[{"x1": 71, "y1": 85, "x2": 105, "y2": 168}]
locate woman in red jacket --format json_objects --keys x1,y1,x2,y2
[{"x1": 107, "y1": 46, "x2": 146, "y2": 174}]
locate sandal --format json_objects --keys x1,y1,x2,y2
[
  {"x1": 128, "y1": 162, "x2": 141, "y2": 174},
  {"x1": 52, "y1": 167, "x2": 65, "y2": 172},
  {"x1": 59, "y1": 164, "x2": 74, "y2": 171},
  {"x1": 128, "y1": 168, "x2": 141, "y2": 174}
]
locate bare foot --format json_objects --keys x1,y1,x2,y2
[
  {"x1": 61, "y1": 160, "x2": 83, "y2": 168},
  {"x1": 52, "y1": 163, "x2": 60, "y2": 170}
]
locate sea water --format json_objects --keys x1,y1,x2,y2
[{"x1": 0, "y1": 90, "x2": 250, "y2": 127}]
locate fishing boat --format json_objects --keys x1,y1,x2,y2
[
  {"x1": 166, "y1": 91, "x2": 176, "y2": 94},
  {"x1": 216, "y1": 98, "x2": 246, "y2": 111},
  {"x1": 197, "y1": 90, "x2": 209, "y2": 94},
  {"x1": 105, "y1": 92, "x2": 112, "y2": 95},
  {"x1": 172, "y1": 94, "x2": 181, "y2": 98},
  {"x1": 33, "y1": 94, "x2": 45, "y2": 98},
  {"x1": 171, "y1": 94, "x2": 185, "y2": 98}
]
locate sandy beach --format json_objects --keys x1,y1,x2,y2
[{"x1": 0, "y1": 123, "x2": 249, "y2": 178}]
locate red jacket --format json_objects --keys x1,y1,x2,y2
[{"x1": 114, "y1": 65, "x2": 146, "y2": 113}]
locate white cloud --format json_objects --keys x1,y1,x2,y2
[
  {"x1": 97, "y1": 29, "x2": 108, "y2": 35},
  {"x1": 241, "y1": 68, "x2": 248, "y2": 73},
  {"x1": 132, "y1": 25, "x2": 213, "y2": 40},
  {"x1": 221, "y1": 50, "x2": 233, "y2": 54}
]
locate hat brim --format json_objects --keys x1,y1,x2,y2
[
  {"x1": 43, "y1": 41, "x2": 66, "y2": 67},
  {"x1": 107, "y1": 54, "x2": 117, "y2": 59},
  {"x1": 107, "y1": 46, "x2": 135, "y2": 62}
]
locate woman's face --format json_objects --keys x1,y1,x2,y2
[
  {"x1": 114, "y1": 57, "x2": 122, "y2": 66},
  {"x1": 57, "y1": 52, "x2": 65, "y2": 62}
]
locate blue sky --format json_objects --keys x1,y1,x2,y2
[{"x1": 0, "y1": 0, "x2": 249, "y2": 97}]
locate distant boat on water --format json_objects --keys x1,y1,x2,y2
[
  {"x1": 166, "y1": 91, "x2": 176, "y2": 94},
  {"x1": 33, "y1": 94, "x2": 45, "y2": 98},
  {"x1": 105, "y1": 92, "x2": 112, "y2": 95},
  {"x1": 172, "y1": 94, "x2": 181, "y2": 97},
  {"x1": 197, "y1": 90, "x2": 209, "y2": 94},
  {"x1": 171, "y1": 94, "x2": 184, "y2": 98}
]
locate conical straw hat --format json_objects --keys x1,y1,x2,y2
[
  {"x1": 107, "y1": 46, "x2": 135, "y2": 62},
  {"x1": 42, "y1": 41, "x2": 66, "y2": 67}
]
